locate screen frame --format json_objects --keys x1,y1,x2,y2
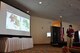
[{"x1": 0, "y1": 1, "x2": 31, "y2": 38}]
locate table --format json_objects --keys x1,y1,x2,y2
[{"x1": 0, "y1": 37, "x2": 33, "y2": 52}]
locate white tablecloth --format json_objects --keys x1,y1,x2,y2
[{"x1": 4, "y1": 38, "x2": 33, "y2": 52}]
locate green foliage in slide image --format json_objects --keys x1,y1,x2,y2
[{"x1": 23, "y1": 19, "x2": 30, "y2": 29}]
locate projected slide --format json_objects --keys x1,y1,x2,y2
[{"x1": 6, "y1": 12, "x2": 30, "y2": 32}]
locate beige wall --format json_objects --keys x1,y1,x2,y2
[
  {"x1": 31, "y1": 16, "x2": 80, "y2": 44},
  {"x1": 31, "y1": 16, "x2": 52, "y2": 44}
]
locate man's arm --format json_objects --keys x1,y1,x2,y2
[{"x1": 66, "y1": 29, "x2": 68, "y2": 34}]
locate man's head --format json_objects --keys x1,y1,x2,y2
[{"x1": 69, "y1": 25, "x2": 72, "y2": 29}]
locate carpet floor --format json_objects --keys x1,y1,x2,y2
[{"x1": 9, "y1": 45, "x2": 63, "y2": 53}]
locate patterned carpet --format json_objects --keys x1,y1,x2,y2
[{"x1": 9, "y1": 45, "x2": 62, "y2": 53}]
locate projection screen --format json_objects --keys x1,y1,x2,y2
[{"x1": 0, "y1": 2, "x2": 30, "y2": 36}]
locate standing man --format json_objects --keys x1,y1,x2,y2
[{"x1": 66, "y1": 25, "x2": 74, "y2": 48}]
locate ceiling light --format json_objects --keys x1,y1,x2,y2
[
  {"x1": 69, "y1": 4, "x2": 72, "y2": 7},
  {"x1": 70, "y1": 4, "x2": 72, "y2": 6},
  {"x1": 39, "y1": 2, "x2": 42, "y2": 4},
  {"x1": 60, "y1": 16, "x2": 62, "y2": 18},
  {"x1": 27, "y1": 11, "x2": 29, "y2": 13}
]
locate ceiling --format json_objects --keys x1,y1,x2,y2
[{"x1": 2, "y1": 0, "x2": 80, "y2": 25}]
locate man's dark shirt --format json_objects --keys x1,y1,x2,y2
[{"x1": 67, "y1": 29, "x2": 74, "y2": 38}]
